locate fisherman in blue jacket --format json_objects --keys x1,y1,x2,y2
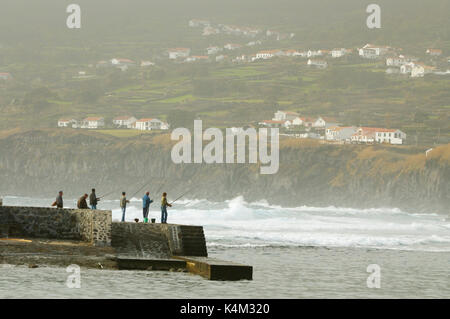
[{"x1": 142, "y1": 191, "x2": 153, "y2": 223}]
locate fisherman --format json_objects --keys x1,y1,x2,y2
[
  {"x1": 89, "y1": 188, "x2": 100, "y2": 210},
  {"x1": 77, "y1": 194, "x2": 89, "y2": 209},
  {"x1": 161, "y1": 192, "x2": 172, "y2": 224},
  {"x1": 51, "y1": 191, "x2": 64, "y2": 209},
  {"x1": 120, "y1": 192, "x2": 130, "y2": 222},
  {"x1": 142, "y1": 191, "x2": 153, "y2": 223}
]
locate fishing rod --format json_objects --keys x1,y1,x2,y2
[
  {"x1": 130, "y1": 179, "x2": 152, "y2": 199},
  {"x1": 170, "y1": 187, "x2": 195, "y2": 205}
]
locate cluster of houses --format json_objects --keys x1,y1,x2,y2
[
  {"x1": 57, "y1": 116, "x2": 169, "y2": 131},
  {"x1": 188, "y1": 19, "x2": 294, "y2": 41},
  {"x1": 165, "y1": 38, "x2": 449, "y2": 77},
  {"x1": 95, "y1": 58, "x2": 155, "y2": 72},
  {"x1": 259, "y1": 110, "x2": 406, "y2": 145}
]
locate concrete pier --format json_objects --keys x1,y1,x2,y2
[{"x1": 0, "y1": 206, "x2": 253, "y2": 281}]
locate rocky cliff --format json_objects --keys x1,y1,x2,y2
[{"x1": 0, "y1": 129, "x2": 448, "y2": 213}]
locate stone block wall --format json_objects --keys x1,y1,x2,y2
[
  {"x1": 111, "y1": 223, "x2": 207, "y2": 258},
  {"x1": 0, "y1": 206, "x2": 111, "y2": 246}
]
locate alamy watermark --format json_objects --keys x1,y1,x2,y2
[
  {"x1": 66, "y1": 264, "x2": 81, "y2": 288},
  {"x1": 171, "y1": 120, "x2": 279, "y2": 174},
  {"x1": 366, "y1": 4, "x2": 381, "y2": 29},
  {"x1": 366, "y1": 264, "x2": 381, "y2": 288},
  {"x1": 66, "y1": 4, "x2": 81, "y2": 29}
]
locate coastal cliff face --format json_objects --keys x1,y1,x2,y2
[{"x1": 0, "y1": 129, "x2": 448, "y2": 214}]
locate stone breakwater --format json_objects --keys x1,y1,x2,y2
[
  {"x1": 0, "y1": 206, "x2": 208, "y2": 269},
  {"x1": 0, "y1": 206, "x2": 111, "y2": 246}
]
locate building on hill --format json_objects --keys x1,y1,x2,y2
[
  {"x1": 206, "y1": 46, "x2": 222, "y2": 55},
  {"x1": 82, "y1": 117, "x2": 105, "y2": 129},
  {"x1": 111, "y1": 58, "x2": 135, "y2": 66},
  {"x1": 113, "y1": 116, "x2": 137, "y2": 128},
  {"x1": 258, "y1": 120, "x2": 290, "y2": 128},
  {"x1": 313, "y1": 116, "x2": 339, "y2": 129},
  {"x1": 351, "y1": 127, "x2": 406, "y2": 145},
  {"x1": 254, "y1": 50, "x2": 283, "y2": 60},
  {"x1": 426, "y1": 49, "x2": 443, "y2": 57},
  {"x1": 273, "y1": 110, "x2": 299, "y2": 121},
  {"x1": 168, "y1": 48, "x2": 191, "y2": 60},
  {"x1": 292, "y1": 117, "x2": 315, "y2": 127},
  {"x1": 224, "y1": 43, "x2": 242, "y2": 51},
  {"x1": 325, "y1": 126, "x2": 357, "y2": 143},
  {"x1": 307, "y1": 59, "x2": 328, "y2": 69},
  {"x1": 411, "y1": 63, "x2": 435, "y2": 78},
  {"x1": 188, "y1": 19, "x2": 210, "y2": 28},
  {"x1": 185, "y1": 56, "x2": 209, "y2": 63},
  {"x1": 135, "y1": 118, "x2": 169, "y2": 130},
  {"x1": 57, "y1": 119, "x2": 76, "y2": 128},
  {"x1": 331, "y1": 48, "x2": 348, "y2": 58},
  {"x1": 359, "y1": 44, "x2": 391, "y2": 59},
  {"x1": 374, "y1": 128, "x2": 406, "y2": 145}
]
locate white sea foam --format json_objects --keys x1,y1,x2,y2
[{"x1": 4, "y1": 195, "x2": 450, "y2": 252}]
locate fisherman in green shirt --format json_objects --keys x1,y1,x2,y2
[{"x1": 161, "y1": 192, "x2": 172, "y2": 224}]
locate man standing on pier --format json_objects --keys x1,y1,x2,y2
[
  {"x1": 89, "y1": 189, "x2": 100, "y2": 210},
  {"x1": 120, "y1": 192, "x2": 130, "y2": 222},
  {"x1": 161, "y1": 192, "x2": 172, "y2": 224},
  {"x1": 142, "y1": 192, "x2": 153, "y2": 223},
  {"x1": 51, "y1": 191, "x2": 64, "y2": 209}
]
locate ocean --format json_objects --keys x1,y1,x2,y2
[{"x1": 0, "y1": 195, "x2": 449, "y2": 298}]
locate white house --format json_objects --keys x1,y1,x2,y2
[
  {"x1": 224, "y1": 43, "x2": 242, "y2": 51},
  {"x1": 426, "y1": 49, "x2": 443, "y2": 57},
  {"x1": 359, "y1": 44, "x2": 390, "y2": 59},
  {"x1": 331, "y1": 48, "x2": 347, "y2": 58},
  {"x1": 386, "y1": 56, "x2": 410, "y2": 67},
  {"x1": 111, "y1": 58, "x2": 135, "y2": 66},
  {"x1": 325, "y1": 126, "x2": 357, "y2": 142},
  {"x1": 83, "y1": 117, "x2": 105, "y2": 129},
  {"x1": 307, "y1": 50, "x2": 323, "y2": 58},
  {"x1": 351, "y1": 127, "x2": 377, "y2": 144},
  {"x1": 258, "y1": 120, "x2": 290, "y2": 128},
  {"x1": 255, "y1": 50, "x2": 283, "y2": 60},
  {"x1": 273, "y1": 110, "x2": 300, "y2": 121},
  {"x1": 113, "y1": 116, "x2": 137, "y2": 128},
  {"x1": 313, "y1": 116, "x2": 339, "y2": 128},
  {"x1": 185, "y1": 56, "x2": 209, "y2": 63},
  {"x1": 189, "y1": 19, "x2": 210, "y2": 28},
  {"x1": 168, "y1": 48, "x2": 191, "y2": 60},
  {"x1": 141, "y1": 61, "x2": 155, "y2": 67},
  {"x1": 375, "y1": 129, "x2": 406, "y2": 145},
  {"x1": 202, "y1": 26, "x2": 220, "y2": 36},
  {"x1": 400, "y1": 62, "x2": 415, "y2": 75},
  {"x1": 411, "y1": 63, "x2": 435, "y2": 78},
  {"x1": 58, "y1": 119, "x2": 76, "y2": 128},
  {"x1": 307, "y1": 59, "x2": 328, "y2": 69},
  {"x1": 206, "y1": 46, "x2": 222, "y2": 55},
  {"x1": 135, "y1": 118, "x2": 168, "y2": 131}
]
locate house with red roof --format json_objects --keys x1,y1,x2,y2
[
  {"x1": 82, "y1": 117, "x2": 105, "y2": 129},
  {"x1": 168, "y1": 48, "x2": 191, "y2": 60},
  {"x1": 352, "y1": 127, "x2": 406, "y2": 144}
]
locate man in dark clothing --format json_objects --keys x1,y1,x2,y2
[
  {"x1": 142, "y1": 192, "x2": 153, "y2": 223},
  {"x1": 89, "y1": 189, "x2": 100, "y2": 210},
  {"x1": 77, "y1": 194, "x2": 89, "y2": 209},
  {"x1": 52, "y1": 191, "x2": 64, "y2": 209}
]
